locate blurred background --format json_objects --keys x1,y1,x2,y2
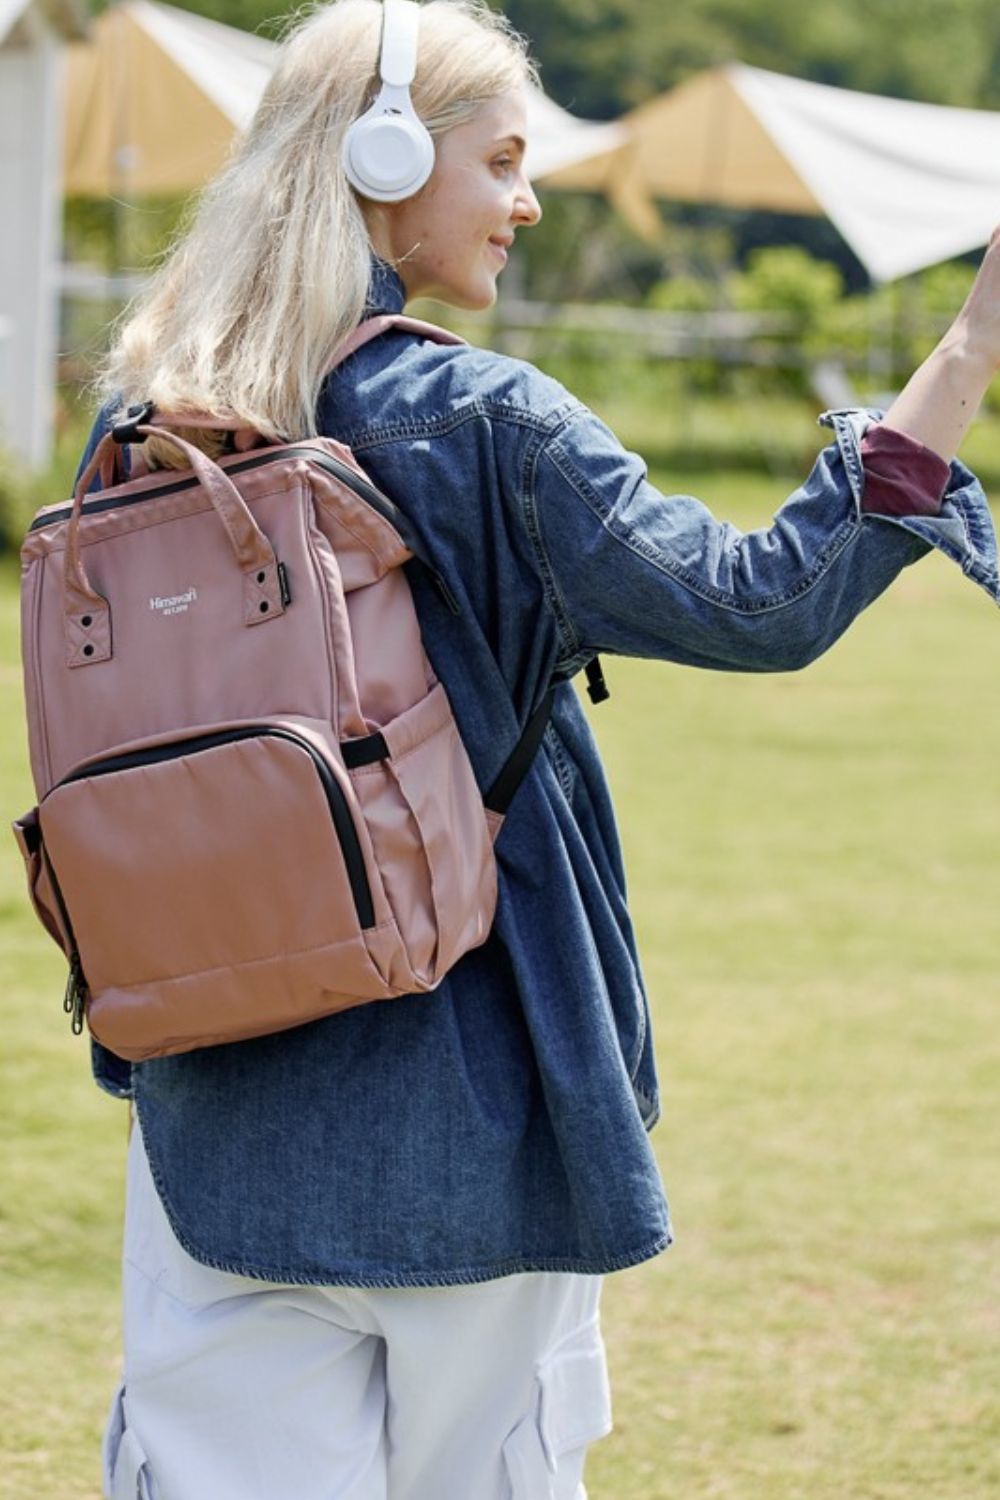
[
  {"x1": 5, "y1": 0, "x2": 1000, "y2": 523},
  {"x1": 2, "y1": 4, "x2": 999, "y2": 1498}
]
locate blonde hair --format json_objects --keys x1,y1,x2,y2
[{"x1": 99, "y1": 0, "x2": 538, "y2": 465}]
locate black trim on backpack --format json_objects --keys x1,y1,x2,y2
[{"x1": 341, "y1": 732, "x2": 390, "y2": 769}]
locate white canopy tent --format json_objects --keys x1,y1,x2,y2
[
  {"x1": 546, "y1": 63, "x2": 1000, "y2": 284},
  {"x1": 736, "y1": 64, "x2": 1000, "y2": 281}
]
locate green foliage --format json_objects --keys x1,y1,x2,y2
[
  {"x1": 0, "y1": 463, "x2": 32, "y2": 557},
  {"x1": 63, "y1": 194, "x2": 195, "y2": 273},
  {"x1": 90, "y1": 0, "x2": 290, "y2": 37},
  {"x1": 0, "y1": 394, "x2": 100, "y2": 555},
  {"x1": 646, "y1": 276, "x2": 717, "y2": 313},
  {"x1": 88, "y1": 0, "x2": 1000, "y2": 119},
  {"x1": 918, "y1": 260, "x2": 977, "y2": 315},
  {"x1": 729, "y1": 245, "x2": 845, "y2": 322},
  {"x1": 721, "y1": 247, "x2": 844, "y2": 395},
  {"x1": 493, "y1": 0, "x2": 1000, "y2": 118},
  {"x1": 644, "y1": 220, "x2": 737, "y2": 295}
]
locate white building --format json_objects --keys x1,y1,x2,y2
[{"x1": 0, "y1": 0, "x2": 85, "y2": 467}]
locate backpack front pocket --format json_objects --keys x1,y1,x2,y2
[{"x1": 37, "y1": 724, "x2": 400, "y2": 1059}]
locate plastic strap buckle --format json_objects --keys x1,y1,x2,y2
[{"x1": 111, "y1": 401, "x2": 155, "y2": 445}]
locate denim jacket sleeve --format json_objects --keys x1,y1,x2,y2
[{"x1": 530, "y1": 402, "x2": 999, "y2": 676}]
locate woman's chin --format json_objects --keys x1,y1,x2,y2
[{"x1": 442, "y1": 276, "x2": 499, "y2": 312}]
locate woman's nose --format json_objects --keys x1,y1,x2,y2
[{"x1": 515, "y1": 175, "x2": 542, "y2": 227}]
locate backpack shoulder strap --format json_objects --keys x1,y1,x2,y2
[
  {"x1": 485, "y1": 659, "x2": 611, "y2": 816},
  {"x1": 324, "y1": 313, "x2": 610, "y2": 818},
  {"x1": 325, "y1": 315, "x2": 467, "y2": 375}
]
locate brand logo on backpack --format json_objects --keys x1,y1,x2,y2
[{"x1": 150, "y1": 587, "x2": 198, "y2": 618}]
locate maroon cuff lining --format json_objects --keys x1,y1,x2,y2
[{"x1": 859, "y1": 424, "x2": 950, "y2": 517}]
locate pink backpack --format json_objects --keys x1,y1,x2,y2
[{"x1": 13, "y1": 316, "x2": 588, "y2": 1061}]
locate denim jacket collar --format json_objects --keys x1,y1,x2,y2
[{"x1": 365, "y1": 254, "x2": 408, "y2": 317}]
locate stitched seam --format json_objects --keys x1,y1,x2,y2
[
  {"x1": 345, "y1": 397, "x2": 584, "y2": 453},
  {"x1": 543, "y1": 724, "x2": 575, "y2": 801},
  {"x1": 128, "y1": 1124, "x2": 674, "y2": 1293},
  {"x1": 101, "y1": 921, "x2": 400, "y2": 994},
  {"x1": 522, "y1": 428, "x2": 584, "y2": 661},
  {"x1": 541, "y1": 428, "x2": 862, "y2": 617},
  {"x1": 625, "y1": 989, "x2": 648, "y2": 1083},
  {"x1": 312, "y1": 478, "x2": 400, "y2": 570},
  {"x1": 52, "y1": 480, "x2": 300, "y2": 552}
]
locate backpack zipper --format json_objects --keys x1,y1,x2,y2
[
  {"x1": 54, "y1": 725, "x2": 376, "y2": 931},
  {"x1": 64, "y1": 953, "x2": 87, "y2": 1035},
  {"x1": 30, "y1": 448, "x2": 461, "y2": 614}
]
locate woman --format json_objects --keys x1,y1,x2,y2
[{"x1": 77, "y1": 2, "x2": 1000, "y2": 1497}]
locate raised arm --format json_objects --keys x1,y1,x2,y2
[{"x1": 879, "y1": 225, "x2": 1000, "y2": 461}]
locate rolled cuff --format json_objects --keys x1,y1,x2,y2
[
  {"x1": 860, "y1": 423, "x2": 951, "y2": 517},
  {"x1": 820, "y1": 406, "x2": 999, "y2": 605}
]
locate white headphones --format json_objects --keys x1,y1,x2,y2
[{"x1": 342, "y1": 0, "x2": 435, "y2": 203}]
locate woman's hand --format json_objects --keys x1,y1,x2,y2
[{"x1": 877, "y1": 225, "x2": 1000, "y2": 462}]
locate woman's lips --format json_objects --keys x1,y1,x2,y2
[{"x1": 488, "y1": 240, "x2": 509, "y2": 265}]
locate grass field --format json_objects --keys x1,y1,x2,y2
[{"x1": 1, "y1": 458, "x2": 998, "y2": 1499}]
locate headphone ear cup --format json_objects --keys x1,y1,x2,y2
[{"x1": 343, "y1": 107, "x2": 435, "y2": 202}]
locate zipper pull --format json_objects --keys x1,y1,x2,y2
[{"x1": 63, "y1": 954, "x2": 88, "y2": 1036}]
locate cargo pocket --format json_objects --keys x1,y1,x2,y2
[
  {"x1": 501, "y1": 1320, "x2": 613, "y2": 1500},
  {"x1": 102, "y1": 1382, "x2": 156, "y2": 1500}
]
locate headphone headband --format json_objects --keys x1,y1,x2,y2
[{"x1": 378, "y1": 0, "x2": 419, "y2": 89}]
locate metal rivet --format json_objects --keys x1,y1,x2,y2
[{"x1": 83, "y1": 644, "x2": 95, "y2": 657}]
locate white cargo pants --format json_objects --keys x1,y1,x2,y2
[{"x1": 104, "y1": 1125, "x2": 613, "y2": 1500}]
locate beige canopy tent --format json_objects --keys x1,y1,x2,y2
[
  {"x1": 63, "y1": 0, "x2": 626, "y2": 198},
  {"x1": 545, "y1": 63, "x2": 1000, "y2": 283},
  {"x1": 63, "y1": 0, "x2": 278, "y2": 196}
]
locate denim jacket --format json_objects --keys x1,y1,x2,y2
[{"x1": 77, "y1": 255, "x2": 999, "y2": 1287}]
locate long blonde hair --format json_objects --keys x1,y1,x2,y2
[{"x1": 99, "y1": 0, "x2": 537, "y2": 463}]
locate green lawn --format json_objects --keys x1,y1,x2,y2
[{"x1": 1, "y1": 463, "x2": 998, "y2": 1499}]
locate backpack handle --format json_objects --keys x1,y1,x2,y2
[{"x1": 63, "y1": 427, "x2": 285, "y2": 669}]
